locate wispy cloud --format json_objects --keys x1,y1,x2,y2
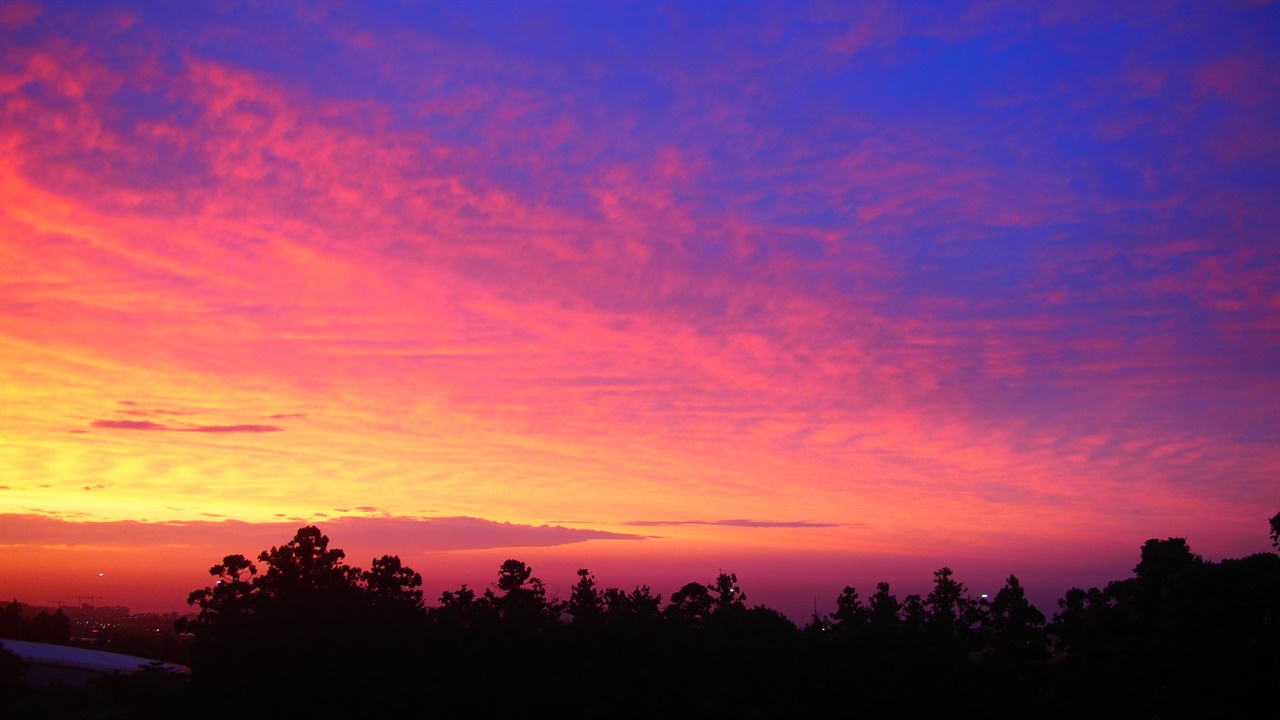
[
  {"x1": 622, "y1": 519, "x2": 854, "y2": 529},
  {"x1": 186, "y1": 424, "x2": 283, "y2": 434},
  {"x1": 91, "y1": 420, "x2": 169, "y2": 431},
  {"x1": 0, "y1": 514, "x2": 644, "y2": 553},
  {"x1": 90, "y1": 420, "x2": 283, "y2": 433}
]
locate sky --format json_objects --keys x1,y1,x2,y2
[{"x1": 1, "y1": 0, "x2": 1277, "y2": 620}]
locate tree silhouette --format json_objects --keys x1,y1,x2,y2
[
  {"x1": 900, "y1": 593, "x2": 926, "y2": 631},
  {"x1": 602, "y1": 585, "x2": 662, "y2": 628},
  {"x1": 434, "y1": 584, "x2": 496, "y2": 633},
  {"x1": 0, "y1": 602, "x2": 23, "y2": 641},
  {"x1": 666, "y1": 581, "x2": 713, "y2": 626},
  {"x1": 184, "y1": 557, "x2": 254, "y2": 619},
  {"x1": 831, "y1": 586, "x2": 871, "y2": 638},
  {"x1": 1046, "y1": 534, "x2": 1280, "y2": 718},
  {"x1": 868, "y1": 582, "x2": 902, "y2": 631},
  {"x1": 1269, "y1": 511, "x2": 1279, "y2": 552},
  {"x1": 496, "y1": 559, "x2": 533, "y2": 593},
  {"x1": 568, "y1": 569, "x2": 603, "y2": 625},
  {"x1": 487, "y1": 559, "x2": 559, "y2": 628},
  {"x1": 362, "y1": 555, "x2": 425, "y2": 612},
  {"x1": 708, "y1": 571, "x2": 746, "y2": 619},
  {"x1": 740, "y1": 605, "x2": 799, "y2": 642},
  {"x1": 181, "y1": 526, "x2": 428, "y2": 713},
  {"x1": 802, "y1": 604, "x2": 832, "y2": 640},
  {"x1": 1134, "y1": 537, "x2": 1201, "y2": 583},
  {"x1": 157, "y1": 521, "x2": 1280, "y2": 719},
  {"x1": 921, "y1": 566, "x2": 980, "y2": 665},
  {"x1": 0, "y1": 601, "x2": 64, "y2": 643},
  {"x1": 26, "y1": 609, "x2": 70, "y2": 645},
  {"x1": 979, "y1": 575, "x2": 1048, "y2": 667},
  {"x1": 924, "y1": 567, "x2": 973, "y2": 635},
  {"x1": 254, "y1": 526, "x2": 356, "y2": 600}
]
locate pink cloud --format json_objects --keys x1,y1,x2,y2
[
  {"x1": 0, "y1": 0, "x2": 40, "y2": 30},
  {"x1": 1193, "y1": 57, "x2": 1265, "y2": 104},
  {"x1": 0, "y1": 8, "x2": 1275, "y2": 603},
  {"x1": 823, "y1": 3, "x2": 902, "y2": 57}
]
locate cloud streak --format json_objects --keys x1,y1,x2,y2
[
  {"x1": 0, "y1": 513, "x2": 644, "y2": 553},
  {"x1": 90, "y1": 420, "x2": 283, "y2": 434},
  {"x1": 621, "y1": 519, "x2": 854, "y2": 529}
]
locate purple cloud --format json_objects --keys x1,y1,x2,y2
[{"x1": 89, "y1": 419, "x2": 282, "y2": 433}]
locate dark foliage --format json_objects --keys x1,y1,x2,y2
[
  {"x1": 177, "y1": 526, "x2": 429, "y2": 714},
  {"x1": 8, "y1": 522, "x2": 1277, "y2": 718},
  {"x1": 0, "y1": 602, "x2": 71, "y2": 645}
]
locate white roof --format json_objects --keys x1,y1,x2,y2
[{"x1": 0, "y1": 638, "x2": 189, "y2": 675}]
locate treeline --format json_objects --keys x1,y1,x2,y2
[
  {"x1": 4, "y1": 520, "x2": 1279, "y2": 719},
  {"x1": 0, "y1": 603, "x2": 71, "y2": 645}
]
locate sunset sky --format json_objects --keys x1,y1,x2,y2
[{"x1": 2, "y1": 1, "x2": 1277, "y2": 619}]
